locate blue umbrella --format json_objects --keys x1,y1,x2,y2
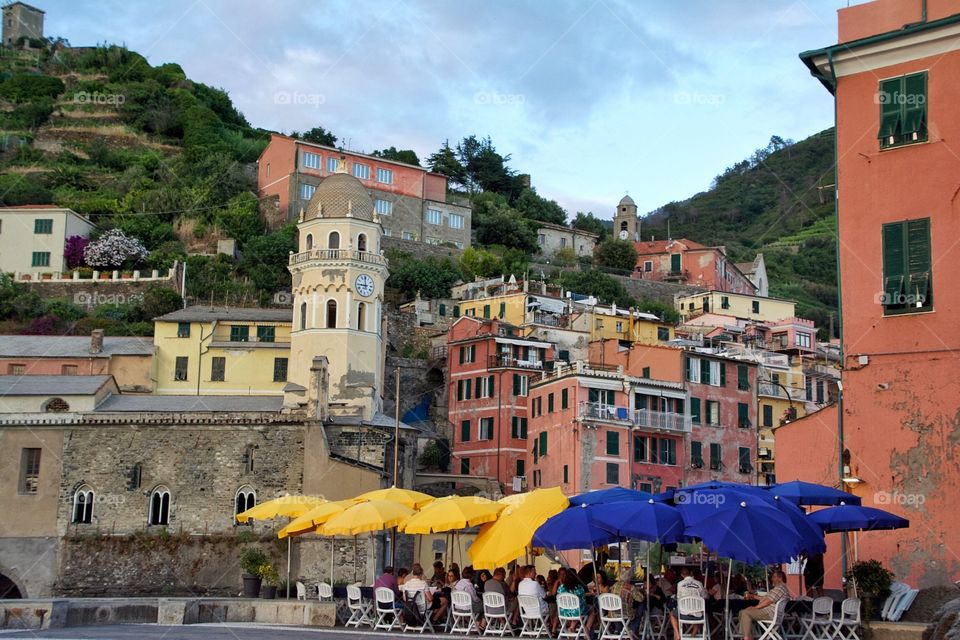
[
  {"x1": 770, "y1": 480, "x2": 862, "y2": 506},
  {"x1": 570, "y1": 487, "x2": 654, "y2": 505},
  {"x1": 770, "y1": 496, "x2": 827, "y2": 555},
  {"x1": 676, "y1": 480, "x2": 761, "y2": 493},
  {"x1": 675, "y1": 487, "x2": 778, "y2": 525},
  {"x1": 590, "y1": 499, "x2": 687, "y2": 543},
  {"x1": 808, "y1": 504, "x2": 909, "y2": 532},
  {"x1": 533, "y1": 503, "x2": 619, "y2": 550}
]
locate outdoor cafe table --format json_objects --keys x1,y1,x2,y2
[
  {"x1": 712, "y1": 598, "x2": 842, "y2": 636},
  {"x1": 332, "y1": 585, "x2": 375, "y2": 600}
]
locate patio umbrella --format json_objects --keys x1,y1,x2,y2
[
  {"x1": 235, "y1": 495, "x2": 327, "y2": 522},
  {"x1": 277, "y1": 499, "x2": 355, "y2": 538},
  {"x1": 532, "y1": 503, "x2": 620, "y2": 550},
  {"x1": 569, "y1": 487, "x2": 654, "y2": 505},
  {"x1": 770, "y1": 480, "x2": 862, "y2": 506},
  {"x1": 353, "y1": 486, "x2": 435, "y2": 509},
  {"x1": 320, "y1": 499, "x2": 416, "y2": 536},
  {"x1": 770, "y1": 496, "x2": 827, "y2": 555},
  {"x1": 675, "y1": 486, "x2": 777, "y2": 525},
  {"x1": 808, "y1": 503, "x2": 909, "y2": 533},
  {"x1": 470, "y1": 487, "x2": 569, "y2": 570},
  {"x1": 401, "y1": 495, "x2": 505, "y2": 534}
]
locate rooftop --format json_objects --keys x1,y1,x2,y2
[
  {"x1": 633, "y1": 238, "x2": 708, "y2": 255},
  {"x1": 95, "y1": 395, "x2": 285, "y2": 412},
  {"x1": 155, "y1": 306, "x2": 292, "y2": 324},
  {"x1": 0, "y1": 375, "x2": 113, "y2": 396},
  {"x1": 536, "y1": 221, "x2": 599, "y2": 237},
  {"x1": 0, "y1": 335, "x2": 153, "y2": 358}
]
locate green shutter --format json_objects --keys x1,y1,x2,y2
[
  {"x1": 907, "y1": 218, "x2": 931, "y2": 306},
  {"x1": 561, "y1": 388, "x2": 568, "y2": 409},
  {"x1": 539, "y1": 431, "x2": 547, "y2": 456},
  {"x1": 548, "y1": 393, "x2": 554, "y2": 413},
  {"x1": 453, "y1": 305, "x2": 460, "y2": 317},
  {"x1": 739, "y1": 447, "x2": 751, "y2": 472},
  {"x1": 882, "y1": 222, "x2": 906, "y2": 305},
  {"x1": 878, "y1": 77, "x2": 902, "y2": 139},
  {"x1": 901, "y1": 72, "x2": 927, "y2": 137},
  {"x1": 671, "y1": 253, "x2": 681, "y2": 271},
  {"x1": 499, "y1": 302, "x2": 506, "y2": 318},
  {"x1": 719, "y1": 363, "x2": 726, "y2": 387},
  {"x1": 513, "y1": 373, "x2": 520, "y2": 395},
  {"x1": 737, "y1": 365, "x2": 749, "y2": 390},
  {"x1": 563, "y1": 465, "x2": 568, "y2": 483},
  {"x1": 642, "y1": 366, "x2": 650, "y2": 378},
  {"x1": 738, "y1": 402, "x2": 749, "y2": 427},
  {"x1": 700, "y1": 359, "x2": 710, "y2": 385},
  {"x1": 691, "y1": 441, "x2": 702, "y2": 464},
  {"x1": 459, "y1": 346, "x2": 465, "y2": 364},
  {"x1": 637, "y1": 394, "x2": 647, "y2": 410},
  {"x1": 461, "y1": 420, "x2": 470, "y2": 442},
  {"x1": 685, "y1": 357, "x2": 692, "y2": 381},
  {"x1": 483, "y1": 304, "x2": 490, "y2": 318},
  {"x1": 489, "y1": 375, "x2": 495, "y2": 396},
  {"x1": 589, "y1": 388, "x2": 599, "y2": 404},
  {"x1": 465, "y1": 379, "x2": 472, "y2": 400},
  {"x1": 457, "y1": 380, "x2": 463, "y2": 401},
  {"x1": 439, "y1": 303, "x2": 446, "y2": 316},
  {"x1": 691, "y1": 398, "x2": 701, "y2": 423},
  {"x1": 606, "y1": 431, "x2": 619, "y2": 455},
  {"x1": 520, "y1": 418, "x2": 527, "y2": 439}
]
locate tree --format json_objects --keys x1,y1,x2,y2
[
  {"x1": 595, "y1": 239, "x2": 638, "y2": 272},
  {"x1": 459, "y1": 246, "x2": 504, "y2": 281},
  {"x1": 475, "y1": 207, "x2": 538, "y2": 254},
  {"x1": 63, "y1": 236, "x2": 89, "y2": 269},
  {"x1": 84, "y1": 229, "x2": 149, "y2": 269},
  {"x1": 513, "y1": 188, "x2": 566, "y2": 225},
  {"x1": 0, "y1": 74, "x2": 64, "y2": 102},
  {"x1": 142, "y1": 288, "x2": 183, "y2": 319},
  {"x1": 572, "y1": 212, "x2": 610, "y2": 242},
  {"x1": 372, "y1": 146, "x2": 420, "y2": 166},
  {"x1": 555, "y1": 269, "x2": 635, "y2": 309},
  {"x1": 387, "y1": 255, "x2": 462, "y2": 300},
  {"x1": 427, "y1": 140, "x2": 466, "y2": 189},
  {"x1": 213, "y1": 192, "x2": 264, "y2": 246},
  {"x1": 237, "y1": 225, "x2": 296, "y2": 296},
  {"x1": 294, "y1": 126, "x2": 337, "y2": 146}
]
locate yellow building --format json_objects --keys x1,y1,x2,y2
[
  {"x1": 571, "y1": 303, "x2": 675, "y2": 346},
  {"x1": 153, "y1": 307, "x2": 292, "y2": 395},
  {"x1": 456, "y1": 291, "x2": 527, "y2": 326},
  {"x1": 756, "y1": 355, "x2": 807, "y2": 485},
  {"x1": 676, "y1": 290, "x2": 795, "y2": 323}
]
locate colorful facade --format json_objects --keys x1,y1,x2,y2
[
  {"x1": 632, "y1": 238, "x2": 757, "y2": 294},
  {"x1": 791, "y1": 0, "x2": 960, "y2": 587}
]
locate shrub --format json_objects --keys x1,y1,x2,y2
[
  {"x1": 142, "y1": 288, "x2": 183, "y2": 319},
  {"x1": 239, "y1": 547, "x2": 268, "y2": 576},
  {"x1": 64, "y1": 236, "x2": 89, "y2": 269},
  {"x1": 84, "y1": 229, "x2": 149, "y2": 269},
  {"x1": 0, "y1": 74, "x2": 64, "y2": 102},
  {"x1": 595, "y1": 239, "x2": 638, "y2": 272}
]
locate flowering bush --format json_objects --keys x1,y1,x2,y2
[
  {"x1": 63, "y1": 235, "x2": 89, "y2": 269},
  {"x1": 83, "y1": 229, "x2": 148, "y2": 269}
]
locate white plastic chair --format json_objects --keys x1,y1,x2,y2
[
  {"x1": 345, "y1": 584, "x2": 373, "y2": 628},
  {"x1": 451, "y1": 589, "x2": 480, "y2": 634},
  {"x1": 832, "y1": 598, "x2": 860, "y2": 640},
  {"x1": 677, "y1": 595, "x2": 709, "y2": 640},
  {"x1": 295, "y1": 581, "x2": 306, "y2": 601},
  {"x1": 598, "y1": 593, "x2": 630, "y2": 640},
  {"x1": 800, "y1": 597, "x2": 833, "y2": 640},
  {"x1": 755, "y1": 598, "x2": 788, "y2": 640},
  {"x1": 317, "y1": 581, "x2": 333, "y2": 601},
  {"x1": 483, "y1": 591, "x2": 514, "y2": 636},
  {"x1": 890, "y1": 588, "x2": 918, "y2": 622},
  {"x1": 374, "y1": 586, "x2": 401, "y2": 631},
  {"x1": 557, "y1": 592, "x2": 586, "y2": 640},
  {"x1": 403, "y1": 589, "x2": 435, "y2": 634},
  {"x1": 880, "y1": 582, "x2": 908, "y2": 621},
  {"x1": 518, "y1": 594, "x2": 549, "y2": 638}
]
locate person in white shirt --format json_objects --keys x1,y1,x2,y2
[
  {"x1": 456, "y1": 566, "x2": 483, "y2": 615},
  {"x1": 401, "y1": 564, "x2": 429, "y2": 614},
  {"x1": 670, "y1": 566, "x2": 707, "y2": 638},
  {"x1": 517, "y1": 564, "x2": 549, "y2": 617}
]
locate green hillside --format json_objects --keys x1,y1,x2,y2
[{"x1": 643, "y1": 130, "x2": 838, "y2": 337}]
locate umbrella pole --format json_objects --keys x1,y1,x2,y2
[
  {"x1": 725, "y1": 558, "x2": 732, "y2": 640},
  {"x1": 287, "y1": 537, "x2": 292, "y2": 599},
  {"x1": 353, "y1": 535, "x2": 358, "y2": 584},
  {"x1": 391, "y1": 525, "x2": 397, "y2": 567},
  {"x1": 330, "y1": 537, "x2": 334, "y2": 586}
]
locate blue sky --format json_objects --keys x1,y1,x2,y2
[{"x1": 44, "y1": 0, "x2": 854, "y2": 220}]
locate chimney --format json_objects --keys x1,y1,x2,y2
[
  {"x1": 307, "y1": 356, "x2": 330, "y2": 420},
  {"x1": 89, "y1": 329, "x2": 104, "y2": 354}
]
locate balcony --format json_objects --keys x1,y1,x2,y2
[
  {"x1": 580, "y1": 402, "x2": 629, "y2": 422},
  {"x1": 758, "y1": 382, "x2": 794, "y2": 399},
  {"x1": 664, "y1": 269, "x2": 689, "y2": 283},
  {"x1": 210, "y1": 336, "x2": 290, "y2": 349},
  {"x1": 632, "y1": 408, "x2": 691, "y2": 434},
  {"x1": 289, "y1": 249, "x2": 388, "y2": 267},
  {"x1": 489, "y1": 354, "x2": 543, "y2": 370}
]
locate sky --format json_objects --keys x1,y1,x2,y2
[{"x1": 43, "y1": 0, "x2": 856, "y2": 220}]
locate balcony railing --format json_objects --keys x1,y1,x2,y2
[
  {"x1": 489, "y1": 354, "x2": 543, "y2": 370},
  {"x1": 289, "y1": 249, "x2": 388, "y2": 266},
  {"x1": 580, "y1": 402, "x2": 629, "y2": 422},
  {"x1": 632, "y1": 408, "x2": 692, "y2": 434},
  {"x1": 758, "y1": 382, "x2": 793, "y2": 399}
]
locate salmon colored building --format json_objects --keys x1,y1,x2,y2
[
  {"x1": 632, "y1": 238, "x2": 758, "y2": 295},
  {"x1": 447, "y1": 317, "x2": 553, "y2": 492},
  {"x1": 789, "y1": 0, "x2": 960, "y2": 587}
]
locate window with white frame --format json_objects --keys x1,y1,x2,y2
[
  {"x1": 453, "y1": 241, "x2": 463, "y2": 248},
  {"x1": 302, "y1": 151, "x2": 321, "y2": 169},
  {"x1": 326, "y1": 156, "x2": 339, "y2": 172},
  {"x1": 795, "y1": 332, "x2": 811, "y2": 348},
  {"x1": 375, "y1": 199, "x2": 392, "y2": 215},
  {"x1": 425, "y1": 208, "x2": 442, "y2": 225},
  {"x1": 382, "y1": 228, "x2": 392, "y2": 237},
  {"x1": 235, "y1": 486, "x2": 256, "y2": 523},
  {"x1": 72, "y1": 485, "x2": 94, "y2": 524},
  {"x1": 352, "y1": 163, "x2": 370, "y2": 180},
  {"x1": 448, "y1": 213, "x2": 465, "y2": 229},
  {"x1": 709, "y1": 361, "x2": 722, "y2": 387},
  {"x1": 149, "y1": 486, "x2": 170, "y2": 525},
  {"x1": 376, "y1": 167, "x2": 393, "y2": 184},
  {"x1": 300, "y1": 184, "x2": 315, "y2": 200},
  {"x1": 403, "y1": 231, "x2": 416, "y2": 241}
]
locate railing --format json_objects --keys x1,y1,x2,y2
[
  {"x1": 488, "y1": 354, "x2": 543, "y2": 370},
  {"x1": 632, "y1": 409, "x2": 692, "y2": 434},
  {"x1": 538, "y1": 361, "x2": 624, "y2": 384},
  {"x1": 580, "y1": 402, "x2": 629, "y2": 422},
  {"x1": 289, "y1": 249, "x2": 388, "y2": 266},
  {"x1": 758, "y1": 382, "x2": 793, "y2": 399},
  {"x1": 531, "y1": 312, "x2": 569, "y2": 328}
]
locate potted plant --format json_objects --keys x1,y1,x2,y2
[
  {"x1": 259, "y1": 563, "x2": 279, "y2": 599},
  {"x1": 846, "y1": 559, "x2": 895, "y2": 620},
  {"x1": 239, "y1": 547, "x2": 267, "y2": 598}
]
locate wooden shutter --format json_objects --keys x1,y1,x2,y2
[
  {"x1": 691, "y1": 398, "x2": 701, "y2": 423},
  {"x1": 737, "y1": 365, "x2": 748, "y2": 390},
  {"x1": 700, "y1": 359, "x2": 710, "y2": 385},
  {"x1": 901, "y1": 72, "x2": 927, "y2": 137},
  {"x1": 878, "y1": 77, "x2": 902, "y2": 140},
  {"x1": 719, "y1": 363, "x2": 727, "y2": 387},
  {"x1": 671, "y1": 253, "x2": 681, "y2": 271},
  {"x1": 539, "y1": 431, "x2": 547, "y2": 456},
  {"x1": 513, "y1": 373, "x2": 521, "y2": 395},
  {"x1": 691, "y1": 441, "x2": 702, "y2": 465},
  {"x1": 738, "y1": 402, "x2": 749, "y2": 427},
  {"x1": 607, "y1": 431, "x2": 619, "y2": 455},
  {"x1": 685, "y1": 357, "x2": 692, "y2": 381},
  {"x1": 457, "y1": 380, "x2": 463, "y2": 401},
  {"x1": 561, "y1": 388, "x2": 568, "y2": 409},
  {"x1": 461, "y1": 420, "x2": 470, "y2": 442},
  {"x1": 906, "y1": 218, "x2": 931, "y2": 305},
  {"x1": 739, "y1": 447, "x2": 751, "y2": 472},
  {"x1": 882, "y1": 222, "x2": 906, "y2": 305}
]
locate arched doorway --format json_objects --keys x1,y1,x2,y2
[{"x1": 0, "y1": 573, "x2": 23, "y2": 598}]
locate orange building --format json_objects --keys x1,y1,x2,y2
[
  {"x1": 786, "y1": 0, "x2": 960, "y2": 587},
  {"x1": 632, "y1": 238, "x2": 758, "y2": 295}
]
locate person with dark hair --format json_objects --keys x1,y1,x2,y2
[
  {"x1": 374, "y1": 566, "x2": 399, "y2": 597},
  {"x1": 431, "y1": 561, "x2": 446, "y2": 586},
  {"x1": 803, "y1": 553, "x2": 825, "y2": 597},
  {"x1": 739, "y1": 570, "x2": 791, "y2": 640},
  {"x1": 456, "y1": 566, "x2": 483, "y2": 617},
  {"x1": 557, "y1": 570, "x2": 586, "y2": 633}
]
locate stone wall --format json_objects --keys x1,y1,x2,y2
[
  {"x1": 326, "y1": 426, "x2": 389, "y2": 470},
  {"x1": 21, "y1": 264, "x2": 184, "y2": 312},
  {"x1": 382, "y1": 236, "x2": 463, "y2": 261},
  {"x1": 612, "y1": 273, "x2": 706, "y2": 306}
]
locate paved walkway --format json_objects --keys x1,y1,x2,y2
[{"x1": 0, "y1": 624, "x2": 441, "y2": 640}]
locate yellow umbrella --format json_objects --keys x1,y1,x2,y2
[
  {"x1": 401, "y1": 495, "x2": 505, "y2": 534},
  {"x1": 277, "y1": 499, "x2": 356, "y2": 539},
  {"x1": 469, "y1": 487, "x2": 569, "y2": 570},
  {"x1": 236, "y1": 495, "x2": 327, "y2": 523},
  {"x1": 353, "y1": 486, "x2": 435, "y2": 509},
  {"x1": 320, "y1": 499, "x2": 416, "y2": 536}
]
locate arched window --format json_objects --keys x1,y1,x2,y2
[
  {"x1": 305, "y1": 234, "x2": 313, "y2": 250},
  {"x1": 328, "y1": 231, "x2": 340, "y2": 250},
  {"x1": 357, "y1": 233, "x2": 367, "y2": 252},
  {"x1": 44, "y1": 397, "x2": 69, "y2": 412},
  {"x1": 235, "y1": 486, "x2": 256, "y2": 524},
  {"x1": 357, "y1": 302, "x2": 366, "y2": 331},
  {"x1": 326, "y1": 300, "x2": 337, "y2": 328},
  {"x1": 72, "y1": 485, "x2": 94, "y2": 524},
  {"x1": 620, "y1": 221, "x2": 628, "y2": 232},
  {"x1": 242, "y1": 444, "x2": 255, "y2": 473},
  {"x1": 300, "y1": 302, "x2": 307, "y2": 330},
  {"x1": 149, "y1": 486, "x2": 170, "y2": 526}
]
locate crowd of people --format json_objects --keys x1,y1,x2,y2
[{"x1": 369, "y1": 557, "x2": 803, "y2": 639}]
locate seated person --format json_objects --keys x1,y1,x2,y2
[
  {"x1": 374, "y1": 566, "x2": 399, "y2": 597},
  {"x1": 517, "y1": 564, "x2": 549, "y2": 618},
  {"x1": 556, "y1": 571, "x2": 586, "y2": 633},
  {"x1": 400, "y1": 564, "x2": 429, "y2": 622},
  {"x1": 612, "y1": 568, "x2": 644, "y2": 638},
  {"x1": 670, "y1": 566, "x2": 707, "y2": 639},
  {"x1": 483, "y1": 567, "x2": 515, "y2": 617},
  {"x1": 456, "y1": 566, "x2": 484, "y2": 617},
  {"x1": 739, "y1": 570, "x2": 791, "y2": 640}
]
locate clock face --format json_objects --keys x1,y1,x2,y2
[
  {"x1": 619, "y1": 229, "x2": 629, "y2": 240},
  {"x1": 355, "y1": 274, "x2": 375, "y2": 297}
]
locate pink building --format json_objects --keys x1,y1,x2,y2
[{"x1": 632, "y1": 238, "x2": 758, "y2": 294}]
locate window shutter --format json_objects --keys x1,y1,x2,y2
[
  {"x1": 637, "y1": 394, "x2": 647, "y2": 410},
  {"x1": 685, "y1": 357, "x2": 692, "y2": 381},
  {"x1": 561, "y1": 388, "x2": 568, "y2": 409},
  {"x1": 513, "y1": 373, "x2": 520, "y2": 395},
  {"x1": 906, "y1": 218, "x2": 931, "y2": 304},
  {"x1": 691, "y1": 398, "x2": 701, "y2": 423},
  {"x1": 461, "y1": 420, "x2": 470, "y2": 442},
  {"x1": 737, "y1": 365, "x2": 748, "y2": 390},
  {"x1": 457, "y1": 380, "x2": 463, "y2": 401},
  {"x1": 539, "y1": 431, "x2": 547, "y2": 456},
  {"x1": 719, "y1": 363, "x2": 726, "y2": 387},
  {"x1": 691, "y1": 441, "x2": 702, "y2": 464},
  {"x1": 901, "y1": 72, "x2": 927, "y2": 137},
  {"x1": 878, "y1": 77, "x2": 902, "y2": 139},
  {"x1": 738, "y1": 402, "x2": 749, "y2": 427},
  {"x1": 607, "y1": 431, "x2": 619, "y2": 455},
  {"x1": 489, "y1": 375, "x2": 495, "y2": 396},
  {"x1": 882, "y1": 222, "x2": 906, "y2": 304},
  {"x1": 739, "y1": 447, "x2": 751, "y2": 472},
  {"x1": 671, "y1": 253, "x2": 681, "y2": 271},
  {"x1": 521, "y1": 418, "x2": 528, "y2": 439},
  {"x1": 700, "y1": 359, "x2": 710, "y2": 385},
  {"x1": 465, "y1": 379, "x2": 472, "y2": 400},
  {"x1": 459, "y1": 346, "x2": 465, "y2": 364}
]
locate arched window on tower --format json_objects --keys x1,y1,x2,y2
[
  {"x1": 329, "y1": 231, "x2": 340, "y2": 250},
  {"x1": 305, "y1": 234, "x2": 313, "y2": 250},
  {"x1": 326, "y1": 300, "x2": 337, "y2": 328},
  {"x1": 72, "y1": 485, "x2": 94, "y2": 524},
  {"x1": 149, "y1": 486, "x2": 170, "y2": 526},
  {"x1": 300, "y1": 302, "x2": 307, "y2": 330},
  {"x1": 357, "y1": 233, "x2": 367, "y2": 252},
  {"x1": 620, "y1": 221, "x2": 628, "y2": 232},
  {"x1": 357, "y1": 302, "x2": 366, "y2": 331},
  {"x1": 235, "y1": 486, "x2": 256, "y2": 524}
]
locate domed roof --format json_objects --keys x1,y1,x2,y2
[
  {"x1": 303, "y1": 172, "x2": 375, "y2": 221},
  {"x1": 619, "y1": 194, "x2": 635, "y2": 207}
]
